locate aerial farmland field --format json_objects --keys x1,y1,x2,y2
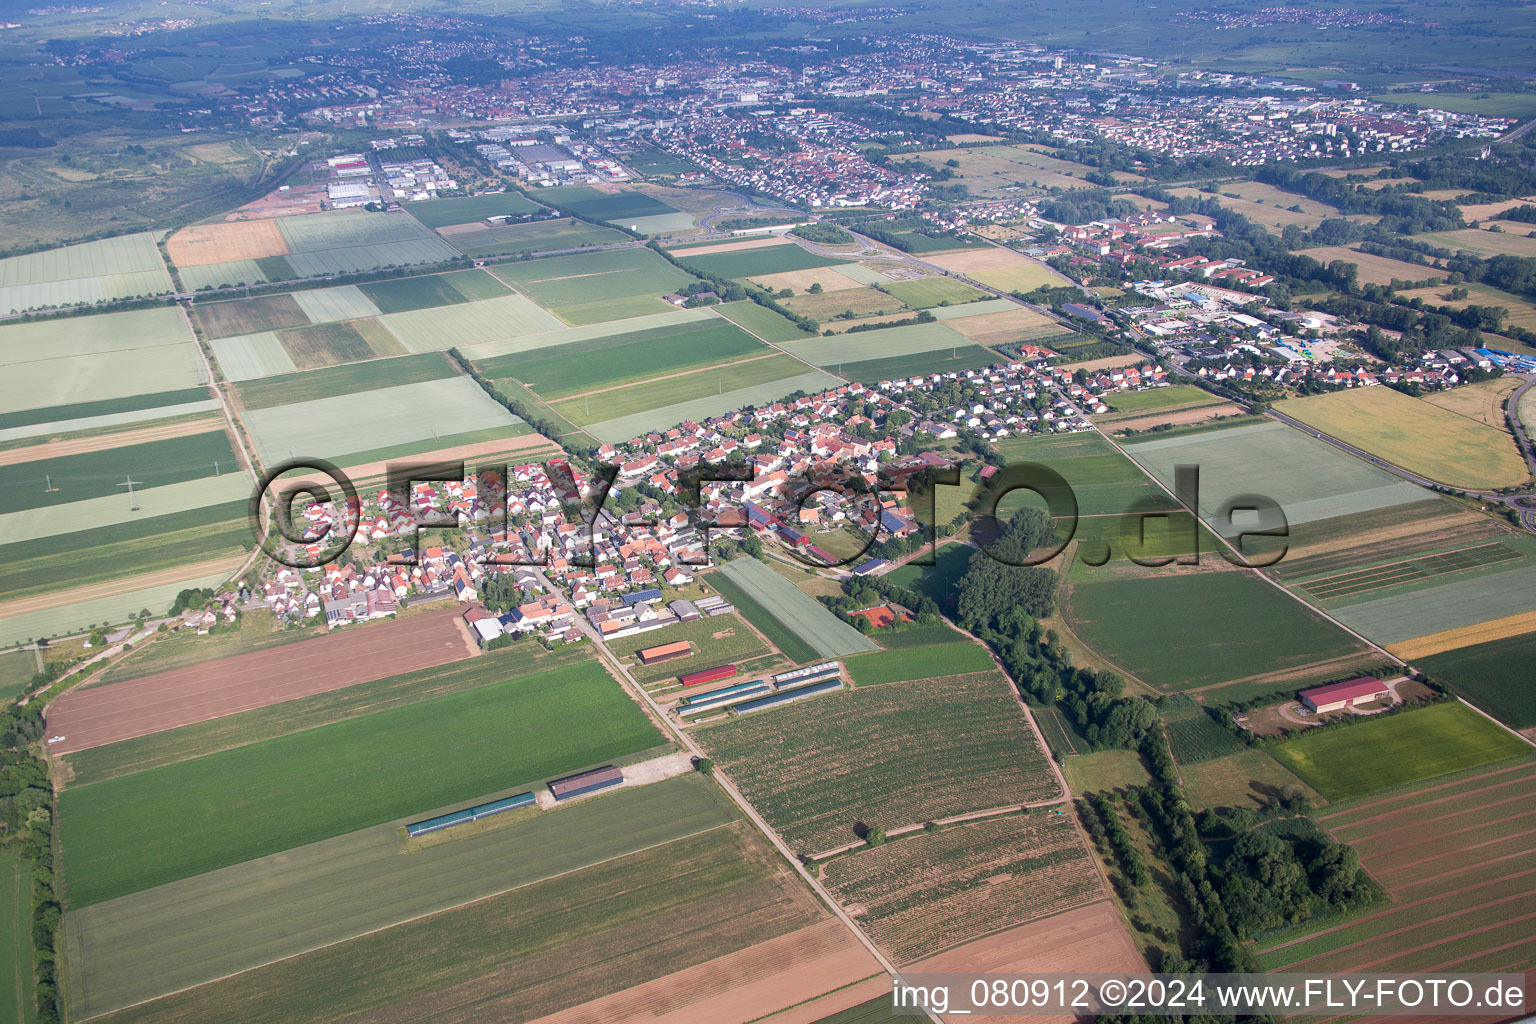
[
  {"x1": 64, "y1": 774, "x2": 737, "y2": 1020},
  {"x1": 1179, "y1": 748, "x2": 1321, "y2": 811},
  {"x1": 994, "y1": 430, "x2": 1173, "y2": 517},
  {"x1": 677, "y1": 241, "x2": 849, "y2": 279},
  {"x1": 0, "y1": 230, "x2": 173, "y2": 313},
  {"x1": 537, "y1": 184, "x2": 679, "y2": 223},
  {"x1": 1413, "y1": 227, "x2": 1536, "y2": 259},
  {"x1": 713, "y1": 299, "x2": 814, "y2": 342},
  {"x1": 1268, "y1": 701, "x2": 1532, "y2": 801},
  {"x1": 355, "y1": 274, "x2": 466, "y2": 314},
  {"x1": 234, "y1": 352, "x2": 455, "y2": 409},
  {"x1": 716, "y1": 556, "x2": 877, "y2": 659},
  {"x1": 1277, "y1": 387, "x2": 1531, "y2": 490},
  {"x1": 696, "y1": 670, "x2": 1057, "y2": 854},
  {"x1": 402, "y1": 192, "x2": 544, "y2": 229},
  {"x1": 0, "y1": 429, "x2": 237, "y2": 515},
  {"x1": 822, "y1": 813, "x2": 1099, "y2": 964},
  {"x1": 1418, "y1": 632, "x2": 1536, "y2": 731},
  {"x1": 192, "y1": 293, "x2": 309, "y2": 338},
  {"x1": 273, "y1": 209, "x2": 461, "y2": 276},
  {"x1": 841, "y1": 640, "x2": 994, "y2": 685},
  {"x1": 238, "y1": 374, "x2": 524, "y2": 464},
  {"x1": 924, "y1": 246, "x2": 1063, "y2": 292},
  {"x1": 491, "y1": 247, "x2": 695, "y2": 324},
  {"x1": 376, "y1": 292, "x2": 564, "y2": 352},
  {"x1": 1298, "y1": 245, "x2": 1447, "y2": 286},
  {"x1": 880, "y1": 276, "x2": 988, "y2": 308},
  {"x1": 0, "y1": 854, "x2": 33, "y2": 1024},
  {"x1": 780, "y1": 320, "x2": 977, "y2": 368},
  {"x1": 436, "y1": 216, "x2": 632, "y2": 257},
  {"x1": 58, "y1": 657, "x2": 662, "y2": 906}
]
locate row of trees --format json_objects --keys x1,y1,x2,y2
[{"x1": 0, "y1": 700, "x2": 60, "y2": 1023}]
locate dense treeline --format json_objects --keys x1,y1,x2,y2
[
  {"x1": 0, "y1": 699, "x2": 60, "y2": 1023},
  {"x1": 790, "y1": 222, "x2": 854, "y2": 244}
]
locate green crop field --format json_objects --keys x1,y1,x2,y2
[
  {"x1": 0, "y1": 231, "x2": 173, "y2": 313},
  {"x1": 697, "y1": 671, "x2": 1058, "y2": 853},
  {"x1": 63, "y1": 774, "x2": 733, "y2": 1020},
  {"x1": 556, "y1": 353, "x2": 808, "y2": 424},
  {"x1": 193, "y1": 293, "x2": 310, "y2": 338},
  {"x1": 538, "y1": 185, "x2": 677, "y2": 223},
  {"x1": 491, "y1": 248, "x2": 694, "y2": 323},
  {"x1": 376, "y1": 293, "x2": 565, "y2": 353},
  {"x1": 837, "y1": 344, "x2": 1003, "y2": 383},
  {"x1": 0, "y1": 307, "x2": 204, "y2": 414},
  {"x1": 1417, "y1": 633, "x2": 1536, "y2": 729},
  {"x1": 1328, "y1": 561, "x2": 1536, "y2": 648},
  {"x1": 439, "y1": 268, "x2": 511, "y2": 301},
  {"x1": 880, "y1": 277, "x2": 988, "y2": 308},
  {"x1": 1124, "y1": 420, "x2": 1430, "y2": 531},
  {"x1": 714, "y1": 300, "x2": 815, "y2": 342},
  {"x1": 1101, "y1": 385, "x2": 1220, "y2": 416},
  {"x1": 209, "y1": 333, "x2": 299, "y2": 381},
  {"x1": 705, "y1": 571, "x2": 820, "y2": 663},
  {"x1": 1372, "y1": 91, "x2": 1536, "y2": 118},
  {"x1": 0, "y1": 388, "x2": 215, "y2": 438},
  {"x1": 81, "y1": 820, "x2": 818, "y2": 1024},
  {"x1": 0, "y1": 650, "x2": 37, "y2": 701},
  {"x1": 1161, "y1": 695, "x2": 1245, "y2": 763},
  {"x1": 442, "y1": 218, "x2": 633, "y2": 257},
  {"x1": 457, "y1": 307, "x2": 715, "y2": 361},
  {"x1": 0, "y1": 430, "x2": 236, "y2": 516},
  {"x1": 274, "y1": 209, "x2": 460, "y2": 277},
  {"x1": 234, "y1": 352, "x2": 455, "y2": 410},
  {"x1": 0, "y1": 474, "x2": 253, "y2": 549},
  {"x1": 59, "y1": 658, "x2": 661, "y2": 907},
  {"x1": 1269, "y1": 702, "x2": 1531, "y2": 801},
  {"x1": 479, "y1": 317, "x2": 768, "y2": 400},
  {"x1": 1180, "y1": 748, "x2": 1321, "y2": 811},
  {"x1": 403, "y1": 192, "x2": 544, "y2": 229},
  {"x1": 0, "y1": 568, "x2": 235, "y2": 649},
  {"x1": 570, "y1": 364, "x2": 841, "y2": 444},
  {"x1": 274, "y1": 321, "x2": 377, "y2": 369},
  {"x1": 678, "y1": 243, "x2": 848, "y2": 279},
  {"x1": 814, "y1": 996, "x2": 904, "y2": 1024},
  {"x1": 781, "y1": 320, "x2": 974, "y2": 367},
  {"x1": 781, "y1": 286, "x2": 907, "y2": 321},
  {"x1": 884, "y1": 543, "x2": 975, "y2": 609},
  {"x1": 843, "y1": 641, "x2": 994, "y2": 685},
  {"x1": 1063, "y1": 749, "x2": 1151, "y2": 793},
  {"x1": 289, "y1": 285, "x2": 382, "y2": 324},
  {"x1": 0, "y1": 854, "x2": 32, "y2": 1024},
  {"x1": 355, "y1": 275, "x2": 467, "y2": 314},
  {"x1": 994, "y1": 430, "x2": 1172, "y2": 517},
  {"x1": 1277, "y1": 388, "x2": 1531, "y2": 491},
  {"x1": 717, "y1": 557, "x2": 877, "y2": 659},
  {"x1": 240, "y1": 375, "x2": 522, "y2": 465},
  {"x1": 1064, "y1": 570, "x2": 1374, "y2": 692}
]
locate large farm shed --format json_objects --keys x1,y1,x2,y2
[
  {"x1": 679, "y1": 664, "x2": 737, "y2": 687},
  {"x1": 1299, "y1": 677, "x2": 1390, "y2": 713},
  {"x1": 638, "y1": 640, "x2": 691, "y2": 665},
  {"x1": 549, "y1": 765, "x2": 625, "y2": 801},
  {"x1": 407, "y1": 791, "x2": 536, "y2": 837},
  {"x1": 735, "y1": 676, "x2": 843, "y2": 714}
]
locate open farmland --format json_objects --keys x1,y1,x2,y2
[
  {"x1": 822, "y1": 813, "x2": 1100, "y2": 964},
  {"x1": 1180, "y1": 748, "x2": 1321, "y2": 811},
  {"x1": 995, "y1": 430, "x2": 1173, "y2": 517},
  {"x1": 0, "y1": 568, "x2": 236, "y2": 649},
  {"x1": 1277, "y1": 388, "x2": 1531, "y2": 490},
  {"x1": 569, "y1": 362, "x2": 842, "y2": 445},
  {"x1": 478, "y1": 316, "x2": 769, "y2": 400},
  {"x1": 491, "y1": 248, "x2": 695, "y2": 325},
  {"x1": 355, "y1": 274, "x2": 467, "y2": 314},
  {"x1": 1063, "y1": 749, "x2": 1152, "y2": 793},
  {"x1": 46, "y1": 608, "x2": 470, "y2": 755},
  {"x1": 192, "y1": 293, "x2": 309, "y2": 338},
  {"x1": 436, "y1": 217, "x2": 632, "y2": 257},
  {"x1": 235, "y1": 353, "x2": 454, "y2": 409},
  {"x1": 1422, "y1": 375, "x2": 1526, "y2": 432},
  {"x1": 717, "y1": 557, "x2": 877, "y2": 659},
  {"x1": 272, "y1": 321, "x2": 380, "y2": 368},
  {"x1": 0, "y1": 306, "x2": 205, "y2": 417},
  {"x1": 620, "y1": 611, "x2": 773, "y2": 685},
  {"x1": 714, "y1": 300, "x2": 815, "y2": 342},
  {"x1": 705, "y1": 571, "x2": 819, "y2": 663},
  {"x1": 1063, "y1": 570, "x2": 1377, "y2": 695},
  {"x1": 537, "y1": 184, "x2": 678, "y2": 223},
  {"x1": 1099, "y1": 384, "x2": 1221, "y2": 418},
  {"x1": 1123, "y1": 419, "x2": 1431, "y2": 533},
  {"x1": 925, "y1": 247, "x2": 1063, "y2": 292},
  {"x1": 0, "y1": 429, "x2": 236, "y2": 516},
  {"x1": 945, "y1": 304, "x2": 1066, "y2": 346},
  {"x1": 1268, "y1": 701, "x2": 1531, "y2": 801},
  {"x1": 58, "y1": 657, "x2": 662, "y2": 906},
  {"x1": 1161, "y1": 695, "x2": 1245, "y2": 763},
  {"x1": 81, "y1": 820, "x2": 843, "y2": 1024},
  {"x1": 0, "y1": 854, "x2": 32, "y2": 1024},
  {"x1": 781, "y1": 320, "x2": 977, "y2": 369},
  {"x1": 1414, "y1": 227, "x2": 1536, "y2": 260},
  {"x1": 402, "y1": 192, "x2": 543, "y2": 229},
  {"x1": 1298, "y1": 245, "x2": 1447, "y2": 286},
  {"x1": 239, "y1": 374, "x2": 524, "y2": 465},
  {"x1": 1168, "y1": 181, "x2": 1356, "y2": 232},
  {"x1": 0, "y1": 231, "x2": 173, "y2": 313},
  {"x1": 166, "y1": 220, "x2": 287, "y2": 268},
  {"x1": 1400, "y1": 281, "x2": 1536, "y2": 335},
  {"x1": 273, "y1": 209, "x2": 460, "y2": 276},
  {"x1": 376, "y1": 292, "x2": 564, "y2": 352},
  {"x1": 678, "y1": 241, "x2": 848, "y2": 279},
  {"x1": 781, "y1": 286, "x2": 906, "y2": 321},
  {"x1": 1257, "y1": 758, "x2": 1536, "y2": 976},
  {"x1": 834, "y1": 343, "x2": 1003, "y2": 383},
  {"x1": 1419, "y1": 632, "x2": 1536, "y2": 732},
  {"x1": 696, "y1": 670, "x2": 1058, "y2": 854},
  {"x1": 880, "y1": 276, "x2": 988, "y2": 308},
  {"x1": 291, "y1": 284, "x2": 384, "y2": 323},
  {"x1": 842, "y1": 640, "x2": 994, "y2": 685},
  {"x1": 63, "y1": 774, "x2": 738, "y2": 1020},
  {"x1": 457, "y1": 307, "x2": 715, "y2": 361},
  {"x1": 910, "y1": 145, "x2": 1135, "y2": 194}
]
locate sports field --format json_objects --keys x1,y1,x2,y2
[
  {"x1": 697, "y1": 671, "x2": 1057, "y2": 853},
  {"x1": 1277, "y1": 388, "x2": 1530, "y2": 490},
  {"x1": 1419, "y1": 632, "x2": 1536, "y2": 730},
  {"x1": 240, "y1": 374, "x2": 522, "y2": 465},
  {"x1": 880, "y1": 276, "x2": 988, "y2": 308},
  {"x1": 1268, "y1": 701, "x2": 1531, "y2": 801},
  {"x1": 0, "y1": 231, "x2": 173, "y2": 313},
  {"x1": 1258, "y1": 758, "x2": 1536, "y2": 975},
  {"x1": 573, "y1": 365, "x2": 841, "y2": 444},
  {"x1": 717, "y1": 557, "x2": 877, "y2": 659},
  {"x1": 1123, "y1": 420, "x2": 1431, "y2": 531},
  {"x1": 376, "y1": 292, "x2": 565, "y2": 352},
  {"x1": 491, "y1": 248, "x2": 694, "y2": 325},
  {"x1": 479, "y1": 317, "x2": 769, "y2": 400},
  {"x1": 0, "y1": 306, "x2": 204, "y2": 414},
  {"x1": 1063, "y1": 570, "x2": 1376, "y2": 693},
  {"x1": 80, "y1": 820, "x2": 832, "y2": 1024},
  {"x1": 679, "y1": 242, "x2": 847, "y2": 280},
  {"x1": 64, "y1": 774, "x2": 735, "y2": 1020},
  {"x1": 59, "y1": 658, "x2": 661, "y2": 906},
  {"x1": 780, "y1": 320, "x2": 975, "y2": 368},
  {"x1": 714, "y1": 300, "x2": 815, "y2": 342}
]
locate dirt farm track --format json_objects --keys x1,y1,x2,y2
[{"x1": 45, "y1": 609, "x2": 471, "y2": 755}]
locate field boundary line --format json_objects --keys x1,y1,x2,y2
[
  {"x1": 1454, "y1": 695, "x2": 1536, "y2": 749},
  {"x1": 1316, "y1": 761, "x2": 1536, "y2": 822},
  {"x1": 551, "y1": 351, "x2": 786, "y2": 402},
  {"x1": 1326, "y1": 770, "x2": 1536, "y2": 832},
  {"x1": 804, "y1": 798, "x2": 1070, "y2": 861},
  {"x1": 71, "y1": 817, "x2": 742, "y2": 1023}
]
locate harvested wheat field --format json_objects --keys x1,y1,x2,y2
[
  {"x1": 1423, "y1": 377, "x2": 1523, "y2": 434},
  {"x1": 1106, "y1": 403, "x2": 1244, "y2": 434},
  {"x1": 669, "y1": 236, "x2": 792, "y2": 257},
  {"x1": 927, "y1": 248, "x2": 1063, "y2": 292},
  {"x1": 749, "y1": 266, "x2": 868, "y2": 294},
  {"x1": 523, "y1": 919, "x2": 882, "y2": 1024},
  {"x1": 949, "y1": 305, "x2": 1063, "y2": 346},
  {"x1": 1390, "y1": 609, "x2": 1536, "y2": 661},
  {"x1": 166, "y1": 220, "x2": 289, "y2": 267}
]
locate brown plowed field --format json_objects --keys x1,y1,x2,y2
[
  {"x1": 1259, "y1": 761, "x2": 1536, "y2": 977},
  {"x1": 523, "y1": 919, "x2": 882, "y2": 1024},
  {"x1": 46, "y1": 609, "x2": 469, "y2": 754},
  {"x1": 908, "y1": 901, "x2": 1145, "y2": 1024},
  {"x1": 166, "y1": 219, "x2": 289, "y2": 267}
]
